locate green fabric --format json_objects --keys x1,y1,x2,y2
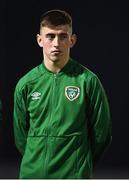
[{"x1": 13, "y1": 59, "x2": 111, "y2": 179}]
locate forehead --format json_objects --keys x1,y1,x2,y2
[{"x1": 40, "y1": 25, "x2": 72, "y2": 35}]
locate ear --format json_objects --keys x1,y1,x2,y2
[
  {"x1": 70, "y1": 34, "x2": 77, "y2": 48},
  {"x1": 36, "y1": 34, "x2": 43, "y2": 47}
]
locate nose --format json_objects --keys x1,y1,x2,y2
[{"x1": 53, "y1": 36, "x2": 60, "y2": 47}]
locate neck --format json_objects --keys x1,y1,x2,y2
[{"x1": 43, "y1": 57, "x2": 69, "y2": 73}]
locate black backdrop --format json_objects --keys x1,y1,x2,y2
[{"x1": 0, "y1": 0, "x2": 129, "y2": 178}]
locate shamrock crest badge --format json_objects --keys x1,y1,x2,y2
[{"x1": 65, "y1": 86, "x2": 80, "y2": 101}]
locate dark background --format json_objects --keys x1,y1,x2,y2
[{"x1": 0, "y1": 0, "x2": 129, "y2": 178}]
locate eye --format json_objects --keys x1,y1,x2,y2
[
  {"x1": 46, "y1": 34, "x2": 55, "y2": 40},
  {"x1": 59, "y1": 33, "x2": 68, "y2": 40}
]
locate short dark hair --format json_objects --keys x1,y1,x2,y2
[{"x1": 40, "y1": 9, "x2": 72, "y2": 29}]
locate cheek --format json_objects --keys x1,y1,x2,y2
[
  {"x1": 64, "y1": 42, "x2": 71, "y2": 49},
  {"x1": 42, "y1": 41, "x2": 50, "y2": 49},
  {"x1": 66, "y1": 39, "x2": 73, "y2": 47},
  {"x1": 62, "y1": 39, "x2": 71, "y2": 47},
  {"x1": 43, "y1": 43, "x2": 52, "y2": 54}
]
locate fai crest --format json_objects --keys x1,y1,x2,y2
[{"x1": 65, "y1": 86, "x2": 80, "y2": 101}]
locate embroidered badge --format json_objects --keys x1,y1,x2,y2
[
  {"x1": 31, "y1": 92, "x2": 41, "y2": 100},
  {"x1": 65, "y1": 86, "x2": 80, "y2": 101}
]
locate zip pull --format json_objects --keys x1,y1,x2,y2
[
  {"x1": 54, "y1": 74, "x2": 57, "y2": 78},
  {"x1": 54, "y1": 73, "x2": 58, "y2": 86},
  {"x1": 54, "y1": 73, "x2": 58, "y2": 79}
]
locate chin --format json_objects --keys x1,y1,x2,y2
[{"x1": 50, "y1": 57, "x2": 60, "y2": 62}]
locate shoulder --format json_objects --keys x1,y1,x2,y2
[
  {"x1": 71, "y1": 59, "x2": 104, "y2": 91},
  {"x1": 15, "y1": 64, "x2": 43, "y2": 92},
  {"x1": 71, "y1": 58, "x2": 99, "y2": 81}
]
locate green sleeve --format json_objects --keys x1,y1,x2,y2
[
  {"x1": 87, "y1": 75, "x2": 112, "y2": 163},
  {"x1": 13, "y1": 85, "x2": 29, "y2": 155}
]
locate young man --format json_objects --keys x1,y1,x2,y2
[{"x1": 13, "y1": 9, "x2": 112, "y2": 179}]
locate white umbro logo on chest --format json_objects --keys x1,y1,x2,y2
[{"x1": 31, "y1": 92, "x2": 41, "y2": 100}]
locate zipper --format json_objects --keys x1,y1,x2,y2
[
  {"x1": 43, "y1": 73, "x2": 58, "y2": 177},
  {"x1": 48, "y1": 73, "x2": 58, "y2": 128},
  {"x1": 54, "y1": 73, "x2": 58, "y2": 85}
]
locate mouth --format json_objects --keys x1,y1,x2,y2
[{"x1": 51, "y1": 50, "x2": 62, "y2": 55}]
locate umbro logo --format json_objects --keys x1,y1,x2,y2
[{"x1": 31, "y1": 92, "x2": 41, "y2": 100}]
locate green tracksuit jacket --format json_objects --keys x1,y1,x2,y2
[{"x1": 14, "y1": 58, "x2": 111, "y2": 179}]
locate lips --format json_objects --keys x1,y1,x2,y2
[
  {"x1": 52, "y1": 50, "x2": 61, "y2": 53},
  {"x1": 51, "y1": 50, "x2": 62, "y2": 55}
]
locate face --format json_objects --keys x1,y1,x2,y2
[{"x1": 37, "y1": 25, "x2": 76, "y2": 64}]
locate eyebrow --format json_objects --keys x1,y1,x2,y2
[{"x1": 46, "y1": 32, "x2": 68, "y2": 35}]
